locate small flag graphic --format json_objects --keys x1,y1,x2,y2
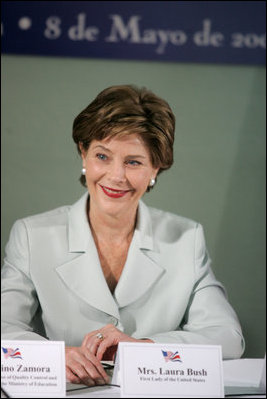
[
  {"x1": 162, "y1": 350, "x2": 182, "y2": 362},
  {"x1": 2, "y1": 347, "x2": 22, "y2": 359}
]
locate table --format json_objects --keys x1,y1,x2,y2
[{"x1": 66, "y1": 358, "x2": 266, "y2": 398}]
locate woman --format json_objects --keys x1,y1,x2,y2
[{"x1": 1, "y1": 85, "x2": 245, "y2": 386}]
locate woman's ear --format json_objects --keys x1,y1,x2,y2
[
  {"x1": 79, "y1": 142, "x2": 86, "y2": 160},
  {"x1": 153, "y1": 167, "x2": 160, "y2": 179}
]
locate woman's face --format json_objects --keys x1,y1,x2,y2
[{"x1": 80, "y1": 134, "x2": 159, "y2": 218}]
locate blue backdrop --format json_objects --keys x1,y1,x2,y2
[{"x1": 1, "y1": 1, "x2": 266, "y2": 65}]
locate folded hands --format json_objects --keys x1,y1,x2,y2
[{"x1": 65, "y1": 323, "x2": 153, "y2": 386}]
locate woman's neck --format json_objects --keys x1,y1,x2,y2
[{"x1": 88, "y1": 201, "x2": 137, "y2": 245}]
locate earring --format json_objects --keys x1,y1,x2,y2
[
  {"x1": 81, "y1": 168, "x2": 86, "y2": 175},
  {"x1": 149, "y1": 178, "x2": 156, "y2": 187}
]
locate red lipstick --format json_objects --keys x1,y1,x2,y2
[{"x1": 100, "y1": 185, "x2": 131, "y2": 198}]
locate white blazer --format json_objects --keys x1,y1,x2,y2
[{"x1": 1, "y1": 193, "x2": 245, "y2": 359}]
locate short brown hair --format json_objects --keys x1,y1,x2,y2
[{"x1": 72, "y1": 85, "x2": 175, "y2": 188}]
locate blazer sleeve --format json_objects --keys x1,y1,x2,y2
[
  {"x1": 1, "y1": 219, "x2": 47, "y2": 341},
  {"x1": 146, "y1": 224, "x2": 245, "y2": 359}
]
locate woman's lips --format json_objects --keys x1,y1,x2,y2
[{"x1": 100, "y1": 185, "x2": 132, "y2": 198}]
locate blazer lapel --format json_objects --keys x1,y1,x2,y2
[
  {"x1": 56, "y1": 252, "x2": 120, "y2": 319},
  {"x1": 55, "y1": 193, "x2": 120, "y2": 319},
  {"x1": 114, "y1": 201, "x2": 165, "y2": 308}
]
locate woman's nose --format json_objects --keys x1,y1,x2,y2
[{"x1": 108, "y1": 161, "x2": 126, "y2": 183}]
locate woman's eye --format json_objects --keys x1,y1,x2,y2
[
  {"x1": 127, "y1": 160, "x2": 141, "y2": 166},
  {"x1": 96, "y1": 153, "x2": 107, "y2": 161}
]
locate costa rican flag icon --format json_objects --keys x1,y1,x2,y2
[{"x1": 2, "y1": 347, "x2": 22, "y2": 359}]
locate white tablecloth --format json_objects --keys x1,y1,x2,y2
[{"x1": 66, "y1": 358, "x2": 266, "y2": 398}]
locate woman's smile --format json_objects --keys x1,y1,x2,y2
[{"x1": 99, "y1": 184, "x2": 133, "y2": 198}]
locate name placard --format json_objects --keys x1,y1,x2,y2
[
  {"x1": 1, "y1": 340, "x2": 65, "y2": 398},
  {"x1": 112, "y1": 342, "x2": 224, "y2": 398}
]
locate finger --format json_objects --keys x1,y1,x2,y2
[
  {"x1": 83, "y1": 348, "x2": 110, "y2": 383},
  {"x1": 89, "y1": 336, "x2": 102, "y2": 355},
  {"x1": 83, "y1": 332, "x2": 106, "y2": 356},
  {"x1": 82, "y1": 332, "x2": 96, "y2": 348},
  {"x1": 70, "y1": 362, "x2": 96, "y2": 386},
  {"x1": 96, "y1": 340, "x2": 110, "y2": 361},
  {"x1": 67, "y1": 350, "x2": 108, "y2": 386},
  {"x1": 66, "y1": 366, "x2": 82, "y2": 384},
  {"x1": 82, "y1": 325, "x2": 116, "y2": 348},
  {"x1": 66, "y1": 350, "x2": 97, "y2": 386},
  {"x1": 80, "y1": 359, "x2": 106, "y2": 385},
  {"x1": 95, "y1": 331, "x2": 119, "y2": 361}
]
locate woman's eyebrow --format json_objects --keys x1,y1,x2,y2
[
  {"x1": 126, "y1": 155, "x2": 147, "y2": 159},
  {"x1": 92, "y1": 145, "x2": 112, "y2": 152}
]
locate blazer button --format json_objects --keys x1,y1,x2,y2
[{"x1": 110, "y1": 317, "x2": 118, "y2": 326}]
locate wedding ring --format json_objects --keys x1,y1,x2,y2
[{"x1": 96, "y1": 332, "x2": 104, "y2": 340}]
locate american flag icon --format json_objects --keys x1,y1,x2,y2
[
  {"x1": 2, "y1": 347, "x2": 22, "y2": 359},
  {"x1": 162, "y1": 350, "x2": 182, "y2": 362}
]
